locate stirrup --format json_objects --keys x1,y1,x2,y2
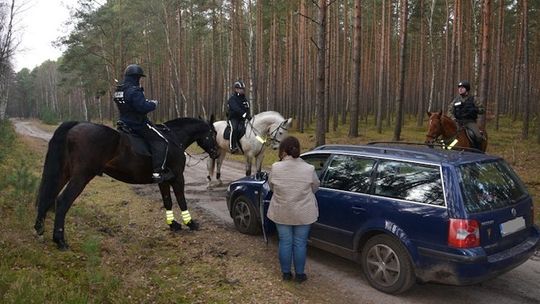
[{"x1": 152, "y1": 170, "x2": 175, "y2": 183}]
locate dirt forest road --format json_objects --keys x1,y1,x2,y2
[{"x1": 12, "y1": 119, "x2": 540, "y2": 304}]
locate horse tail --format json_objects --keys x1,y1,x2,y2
[{"x1": 35, "y1": 121, "x2": 79, "y2": 213}]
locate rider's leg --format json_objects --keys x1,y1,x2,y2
[
  {"x1": 465, "y1": 121, "x2": 483, "y2": 150},
  {"x1": 138, "y1": 123, "x2": 171, "y2": 182},
  {"x1": 229, "y1": 119, "x2": 239, "y2": 152}
]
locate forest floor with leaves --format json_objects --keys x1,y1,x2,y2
[{"x1": 1, "y1": 117, "x2": 540, "y2": 303}]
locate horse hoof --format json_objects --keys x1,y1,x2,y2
[
  {"x1": 54, "y1": 238, "x2": 69, "y2": 251},
  {"x1": 186, "y1": 220, "x2": 199, "y2": 231},
  {"x1": 34, "y1": 221, "x2": 44, "y2": 236},
  {"x1": 169, "y1": 221, "x2": 182, "y2": 232}
]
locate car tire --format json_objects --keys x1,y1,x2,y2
[
  {"x1": 360, "y1": 234, "x2": 415, "y2": 294},
  {"x1": 232, "y1": 195, "x2": 261, "y2": 235}
]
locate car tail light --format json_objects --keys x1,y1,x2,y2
[{"x1": 448, "y1": 218, "x2": 480, "y2": 248}]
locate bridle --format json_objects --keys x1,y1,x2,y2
[
  {"x1": 268, "y1": 120, "x2": 289, "y2": 146},
  {"x1": 189, "y1": 124, "x2": 219, "y2": 166},
  {"x1": 426, "y1": 114, "x2": 460, "y2": 149},
  {"x1": 246, "y1": 119, "x2": 288, "y2": 147}
]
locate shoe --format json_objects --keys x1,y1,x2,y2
[
  {"x1": 295, "y1": 273, "x2": 307, "y2": 283},
  {"x1": 282, "y1": 272, "x2": 293, "y2": 281},
  {"x1": 230, "y1": 147, "x2": 239, "y2": 154}
]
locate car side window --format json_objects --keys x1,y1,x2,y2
[
  {"x1": 373, "y1": 160, "x2": 444, "y2": 206},
  {"x1": 301, "y1": 154, "x2": 331, "y2": 178},
  {"x1": 322, "y1": 155, "x2": 376, "y2": 193}
]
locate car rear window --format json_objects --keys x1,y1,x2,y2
[
  {"x1": 458, "y1": 160, "x2": 528, "y2": 213},
  {"x1": 373, "y1": 160, "x2": 444, "y2": 206}
]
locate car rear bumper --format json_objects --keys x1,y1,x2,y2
[{"x1": 416, "y1": 225, "x2": 540, "y2": 285}]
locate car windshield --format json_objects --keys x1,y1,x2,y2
[{"x1": 458, "y1": 160, "x2": 528, "y2": 213}]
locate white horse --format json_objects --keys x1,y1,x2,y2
[{"x1": 207, "y1": 111, "x2": 292, "y2": 188}]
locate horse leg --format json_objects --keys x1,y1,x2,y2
[
  {"x1": 34, "y1": 173, "x2": 69, "y2": 237},
  {"x1": 52, "y1": 175, "x2": 93, "y2": 250},
  {"x1": 206, "y1": 157, "x2": 215, "y2": 189},
  {"x1": 245, "y1": 156, "x2": 253, "y2": 176},
  {"x1": 215, "y1": 151, "x2": 226, "y2": 186},
  {"x1": 255, "y1": 153, "x2": 264, "y2": 174},
  {"x1": 158, "y1": 182, "x2": 182, "y2": 231},
  {"x1": 170, "y1": 174, "x2": 198, "y2": 230}
]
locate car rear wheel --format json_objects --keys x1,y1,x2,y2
[
  {"x1": 360, "y1": 234, "x2": 415, "y2": 294},
  {"x1": 232, "y1": 196, "x2": 261, "y2": 235}
]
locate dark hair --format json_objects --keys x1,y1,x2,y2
[{"x1": 279, "y1": 136, "x2": 301, "y2": 159}]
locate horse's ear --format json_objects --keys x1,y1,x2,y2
[
  {"x1": 286, "y1": 118, "x2": 292, "y2": 127},
  {"x1": 198, "y1": 115, "x2": 203, "y2": 120},
  {"x1": 210, "y1": 114, "x2": 215, "y2": 124},
  {"x1": 426, "y1": 111, "x2": 431, "y2": 117},
  {"x1": 438, "y1": 110, "x2": 443, "y2": 116}
]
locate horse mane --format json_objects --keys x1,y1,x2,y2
[
  {"x1": 256, "y1": 110, "x2": 284, "y2": 119},
  {"x1": 164, "y1": 117, "x2": 205, "y2": 132}
]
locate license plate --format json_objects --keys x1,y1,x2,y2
[{"x1": 500, "y1": 217, "x2": 525, "y2": 237}]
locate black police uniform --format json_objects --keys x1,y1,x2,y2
[
  {"x1": 227, "y1": 92, "x2": 250, "y2": 152},
  {"x1": 114, "y1": 72, "x2": 170, "y2": 181}
]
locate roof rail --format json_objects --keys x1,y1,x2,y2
[{"x1": 367, "y1": 141, "x2": 484, "y2": 154}]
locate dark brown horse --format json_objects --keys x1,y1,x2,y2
[
  {"x1": 425, "y1": 111, "x2": 488, "y2": 152},
  {"x1": 34, "y1": 117, "x2": 219, "y2": 250}
]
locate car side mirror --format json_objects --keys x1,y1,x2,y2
[{"x1": 255, "y1": 171, "x2": 268, "y2": 181}]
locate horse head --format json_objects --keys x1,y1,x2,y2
[
  {"x1": 268, "y1": 118, "x2": 293, "y2": 149},
  {"x1": 425, "y1": 110, "x2": 443, "y2": 145},
  {"x1": 196, "y1": 115, "x2": 220, "y2": 159}
]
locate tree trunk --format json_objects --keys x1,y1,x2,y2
[
  {"x1": 376, "y1": 0, "x2": 385, "y2": 133},
  {"x1": 477, "y1": 0, "x2": 491, "y2": 129},
  {"x1": 316, "y1": 0, "x2": 328, "y2": 146},
  {"x1": 349, "y1": 0, "x2": 361, "y2": 137},
  {"x1": 392, "y1": 0, "x2": 408, "y2": 141},
  {"x1": 521, "y1": 0, "x2": 530, "y2": 139},
  {"x1": 494, "y1": 0, "x2": 504, "y2": 130}
]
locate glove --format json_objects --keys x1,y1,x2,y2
[{"x1": 148, "y1": 99, "x2": 158, "y2": 105}]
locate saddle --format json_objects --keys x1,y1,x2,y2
[
  {"x1": 116, "y1": 120, "x2": 170, "y2": 156},
  {"x1": 223, "y1": 121, "x2": 246, "y2": 140},
  {"x1": 224, "y1": 121, "x2": 246, "y2": 154},
  {"x1": 463, "y1": 126, "x2": 485, "y2": 151}
]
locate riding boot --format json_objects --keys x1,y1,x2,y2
[{"x1": 230, "y1": 130, "x2": 239, "y2": 153}]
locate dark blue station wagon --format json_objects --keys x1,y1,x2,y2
[{"x1": 226, "y1": 144, "x2": 540, "y2": 294}]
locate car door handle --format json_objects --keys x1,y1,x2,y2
[{"x1": 352, "y1": 206, "x2": 366, "y2": 214}]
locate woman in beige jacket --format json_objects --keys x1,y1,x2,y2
[{"x1": 267, "y1": 136, "x2": 320, "y2": 282}]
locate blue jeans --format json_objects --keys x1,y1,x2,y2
[{"x1": 275, "y1": 223, "x2": 311, "y2": 275}]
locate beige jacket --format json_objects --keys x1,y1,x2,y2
[{"x1": 267, "y1": 156, "x2": 320, "y2": 225}]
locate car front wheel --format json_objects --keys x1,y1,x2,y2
[
  {"x1": 360, "y1": 234, "x2": 415, "y2": 294},
  {"x1": 232, "y1": 196, "x2": 261, "y2": 235}
]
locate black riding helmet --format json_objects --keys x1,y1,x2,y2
[
  {"x1": 234, "y1": 80, "x2": 245, "y2": 89},
  {"x1": 457, "y1": 80, "x2": 470, "y2": 92},
  {"x1": 124, "y1": 64, "x2": 146, "y2": 77}
]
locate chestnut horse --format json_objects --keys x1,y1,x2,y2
[
  {"x1": 34, "y1": 117, "x2": 219, "y2": 250},
  {"x1": 425, "y1": 111, "x2": 487, "y2": 152}
]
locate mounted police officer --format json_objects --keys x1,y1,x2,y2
[
  {"x1": 447, "y1": 80, "x2": 485, "y2": 150},
  {"x1": 114, "y1": 64, "x2": 173, "y2": 183},
  {"x1": 227, "y1": 80, "x2": 251, "y2": 153}
]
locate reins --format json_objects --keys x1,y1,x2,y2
[
  {"x1": 184, "y1": 151, "x2": 210, "y2": 167},
  {"x1": 245, "y1": 118, "x2": 288, "y2": 157}
]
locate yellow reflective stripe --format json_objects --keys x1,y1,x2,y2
[
  {"x1": 166, "y1": 210, "x2": 174, "y2": 225},
  {"x1": 181, "y1": 210, "x2": 192, "y2": 224},
  {"x1": 447, "y1": 139, "x2": 458, "y2": 149},
  {"x1": 256, "y1": 135, "x2": 266, "y2": 143}
]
